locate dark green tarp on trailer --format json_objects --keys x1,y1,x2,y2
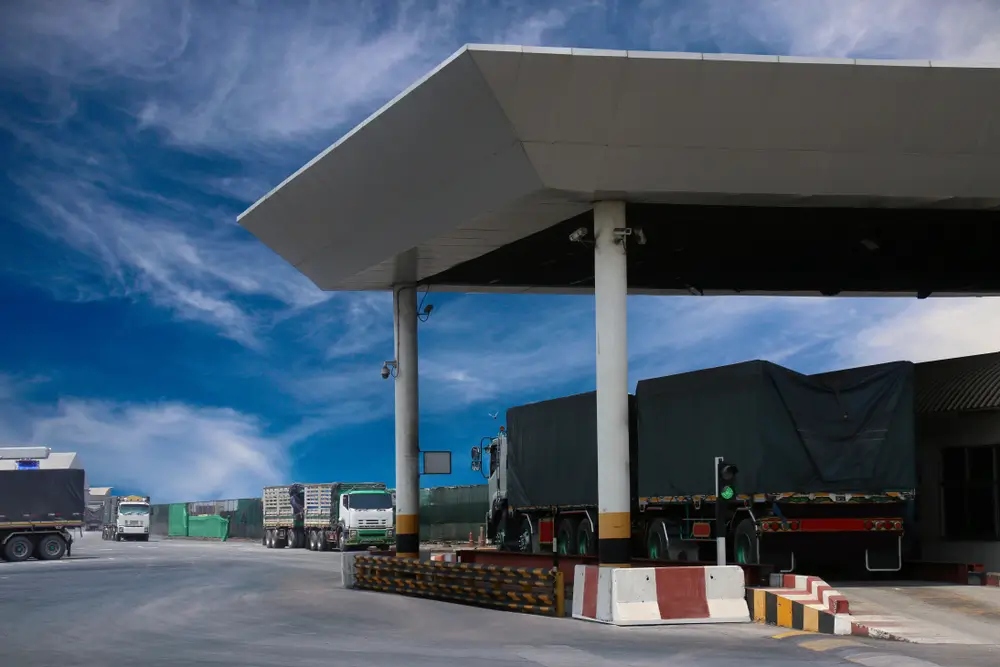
[
  {"x1": 635, "y1": 360, "x2": 916, "y2": 497},
  {"x1": 420, "y1": 485, "x2": 488, "y2": 541}
]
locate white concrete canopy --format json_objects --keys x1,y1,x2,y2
[{"x1": 239, "y1": 45, "x2": 1000, "y2": 293}]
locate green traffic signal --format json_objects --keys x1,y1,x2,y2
[{"x1": 720, "y1": 485, "x2": 734, "y2": 500}]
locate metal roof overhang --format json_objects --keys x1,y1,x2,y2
[{"x1": 239, "y1": 44, "x2": 1000, "y2": 296}]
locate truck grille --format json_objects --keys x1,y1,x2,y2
[
  {"x1": 125, "y1": 520, "x2": 143, "y2": 527},
  {"x1": 361, "y1": 519, "x2": 387, "y2": 527}
]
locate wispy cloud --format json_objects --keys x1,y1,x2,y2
[
  {"x1": 645, "y1": 0, "x2": 1000, "y2": 60},
  {"x1": 0, "y1": 379, "x2": 293, "y2": 502}
]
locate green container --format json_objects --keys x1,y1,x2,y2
[
  {"x1": 187, "y1": 514, "x2": 230, "y2": 540},
  {"x1": 168, "y1": 503, "x2": 189, "y2": 537}
]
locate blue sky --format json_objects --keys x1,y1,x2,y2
[{"x1": 1, "y1": 0, "x2": 999, "y2": 503}]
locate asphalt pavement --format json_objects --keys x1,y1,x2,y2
[{"x1": 1, "y1": 532, "x2": 997, "y2": 667}]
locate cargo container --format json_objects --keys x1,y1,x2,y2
[
  {"x1": 0, "y1": 469, "x2": 85, "y2": 562},
  {"x1": 262, "y1": 482, "x2": 394, "y2": 551},
  {"x1": 100, "y1": 495, "x2": 151, "y2": 541},
  {"x1": 473, "y1": 360, "x2": 915, "y2": 572}
]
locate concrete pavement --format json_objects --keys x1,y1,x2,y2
[{"x1": 1, "y1": 532, "x2": 997, "y2": 666}]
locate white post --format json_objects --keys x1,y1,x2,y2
[
  {"x1": 393, "y1": 284, "x2": 420, "y2": 557},
  {"x1": 593, "y1": 201, "x2": 631, "y2": 566},
  {"x1": 715, "y1": 455, "x2": 726, "y2": 567}
]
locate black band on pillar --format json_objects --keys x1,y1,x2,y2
[
  {"x1": 598, "y1": 537, "x2": 631, "y2": 565},
  {"x1": 396, "y1": 532, "x2": 419, "y2": 555}
]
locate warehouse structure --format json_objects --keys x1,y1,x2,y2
[
  {"x1": 915, "y1": 351, "x2": 1000, "y2": 572},
  {"x1": 240, "y1": 45, "x2": 1000, "y2": 564}
]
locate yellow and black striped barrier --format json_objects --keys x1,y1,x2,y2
[{"x1": 353, "y1": 555, "x2": 565, "y2": 617}]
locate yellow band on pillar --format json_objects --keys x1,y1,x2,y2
[
  {"x1": 396, "y1": 513, "x2": 419, "y2": 534},
  {"x1": 597, "y1": 511, "x2": 630, "y2": 539}
]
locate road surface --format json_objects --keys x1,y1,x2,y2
[{"x1": 1, "y1": 533, "x2": 997, "y2": 666}]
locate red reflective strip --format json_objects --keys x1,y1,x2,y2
[
  {"x1": 539, "y1": 518, "x2": 554, "y2": 543},
  {"x1": 691, "y1": 522, "x2": 711, "y2": 538},
  {"x1": 762, "y1": 518, "x2": 904, "y2": 532}
]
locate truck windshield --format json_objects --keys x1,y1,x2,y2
[
  {"x1": 348, "y1": 493, "x2": 392, "y2": 510},
  {"x1": 119, "y1": 504, "x2": 150, "y2": 515}
]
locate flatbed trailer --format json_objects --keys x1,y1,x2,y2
[{"x1": 0, "y1": 469, "x2": 85, "y2": 562}]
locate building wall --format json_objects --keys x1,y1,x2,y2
[{"x1": 916, "y1": 409, "x2": 1000, "y2": 572}]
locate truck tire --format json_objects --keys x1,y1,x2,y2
[
  {"x1": 556, "y1": 519, "x2": 577, "y2": 556},
  {"x1": 733, "y1": 518, "x2": 760, "y2": 565},
  {"x1": 264, "y1": 529, "x2": 274, "y2": 548},
  {"x1": 338, "y1": 531, "x2": 347, "y2": 552},
  {"x1": 646, "y1": 519, "x2": 669, "y2": 561},
  {"x1": 318, "y1": 531, "x2": 330, "y2": 552},
  {"x1": 4, "y1": 535, "x2": 34, "y2": 562},
  {"x1": 37, "y1": 535, "x2": 67, "y2": 561},
  {"x1": 577, "y1": 520, "x2": 596, "y2": 557}
]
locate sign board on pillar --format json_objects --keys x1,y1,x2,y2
[{"x1": 421, "y1": 450, "x2": 452, "y2": 475}]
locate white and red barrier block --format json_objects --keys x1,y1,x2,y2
[{"x1": 573, "y1": 565, "x2": 750, "y2": 626}]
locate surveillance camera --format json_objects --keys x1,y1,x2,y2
[
  {"x1": 568, "y1": 227, "x2": 588, "y2": 243},
  {"x1": 381, "y1": 363, "x2": 391, "y2": 380}
]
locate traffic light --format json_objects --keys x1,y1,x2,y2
[
  {"x1": 717, "y1": 460, "x2": 739, "y2": 501},
  {"x1": 714, "y1": 457, "x2": 739, "y2": 566}
]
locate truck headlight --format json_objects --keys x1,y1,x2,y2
[
  {"x1": 386, "y1": 529, "x2": 394, "y2": 539},
  {"x1": 349, "y1": 530, "x2": 358, "y2": 540}
]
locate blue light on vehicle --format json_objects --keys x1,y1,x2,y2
[{"x1": 16, "y1": 459, "x2": 40, "y2": 470}]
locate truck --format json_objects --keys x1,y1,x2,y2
[
  {"x1": 472, "y1": 360, "x2": 916, "y2": 573},
  {"x1": 100, "y1": 495, "x2": 151, "y2": 542},
  {"x1": 1, "y1": 468, "x2": 84, "y2": 562},
  {"x1": 263, "y1": 482, "x2": 394, "y2": 551}
]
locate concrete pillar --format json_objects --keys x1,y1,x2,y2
[
  {"x1": 593, "y1": 201, "x2": 632, "y2": 566},
  {"x1": 393, "y1": 284, "x2": 420, "y2": 558}
]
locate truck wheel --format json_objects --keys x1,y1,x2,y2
[
  {"x1": 516, "y1": 517, "x2": 534, "y2": 553},
  {"x1": 264, "y1": 530, "x2": 273, "y2": 548},
  {"x1": 338, "y1": 531, "x2": 347, "y2": 552},
  {"x1": 733, "y1": 518, "x2": 759, "y2": 565},
  {"x1": 4, "y1": 535, "x2": 34, "y2": 562},
  {"x1": 318, "y1": 532, "x2": 330, "y2": 552},
  {"x1": 646, "y1": 520, "x2": 669, "y2": 561},
  {"x1": 37, "y1": 535, "x2": 67, "y2": 561},
  {"x1": 309, "y1": 531, "x2": 318, "y2": 551},
  {"x1": 556, "y1": 519, "x2": 577, "y2": 555},
  {"x1": 577, "y1": 520, "x2": 596, "y2": 557}
]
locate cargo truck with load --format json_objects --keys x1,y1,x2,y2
[
  {"x1": 101, "y1": 495, "x2": 151, "y2": 541},
  {"x1": 263, "y1": 482, "x2": 394, "y2": 551},
  {"x1": 1, "y1": 468, "x2": 84, "y2": 562},
  {"x1": 472, "y1": 360, "x2": 916, "y2": 572}
]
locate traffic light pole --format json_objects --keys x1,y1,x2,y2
[{"x1": 714, "y1": 456, "x2": 726, "y2": 566}]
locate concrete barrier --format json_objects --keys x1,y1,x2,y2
[
  {"x1": 572, "y1": 565, "x2": 750, "y2": 626},
  {"x1": 341, "y1": 551, "x2": 359, "y2": 588},
  {"x1": 747, "y1": 574, "x2": 852, "y2": 635},
  {"x1": 767, "y1": 573, "x2": 850, "y2": 614}
]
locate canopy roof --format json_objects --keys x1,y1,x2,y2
[{"x1": 240, "y1": 45, "x2": 1000, "y2": 295}]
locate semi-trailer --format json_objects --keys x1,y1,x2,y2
[
  {"x1": 100, "y1": 495, "x2": 152, "y2": 541},
  {"x1": 263, "y1": 482, "x2": 394, "y2": 551},
  {"x1": 0, "y1": 468, "x2": 85, "y2": 562},
  {"x1": 473, "y1": 359, "x2": 916, "y2": 572}
]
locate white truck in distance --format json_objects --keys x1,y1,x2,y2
[
  {"x1": 263, "y1": 482, "x2": 394, "y2": 551},
  {"x1": 101, "y1": 495, "x2": 151, "y2": 542}
]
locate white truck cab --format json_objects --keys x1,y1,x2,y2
[
  {"x1": 109, "y1": 495, "x2": 150, "y2": 542},
  {"x1": 337, "y1": 489, "x2": 394, "y2": 549}
]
